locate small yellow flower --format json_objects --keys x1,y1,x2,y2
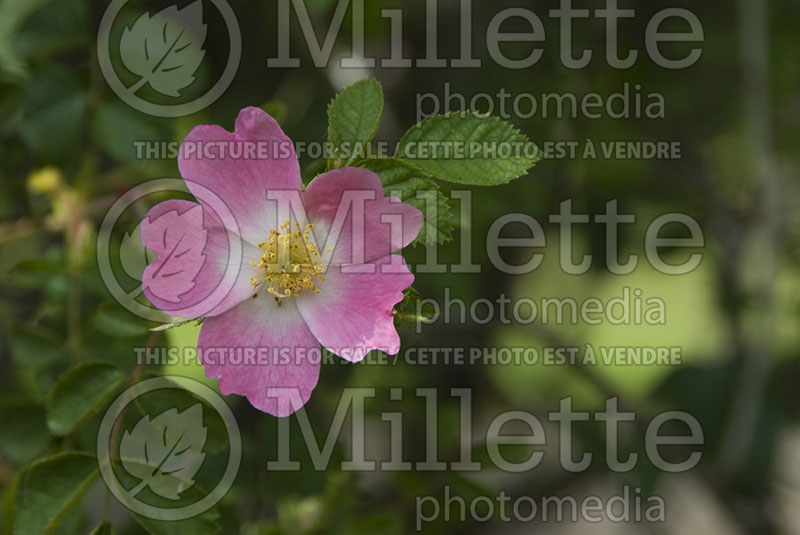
[{"x1": 27, "y1": 166, "x2": 63, "y2": 194}]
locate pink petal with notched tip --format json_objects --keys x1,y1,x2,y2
[
  {"x1": 302, "y1": 167, "x2": 423, "y2": 267},
  {"x1": 140, "y1": 199, "x2": 262, "y2": 318},
  {"x1": 178, "y1": 107, "x2": 302, "y2": 245},
  {"x1": 199, "y1": 294, "x2": 321, "y2": 417},
  {"x1": 296, "y1": 255, "x2": 414, "y2": 362}
]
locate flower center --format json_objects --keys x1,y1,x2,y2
[{"x1": 250, "y1": 218, "x2": 327, "y2": 300}]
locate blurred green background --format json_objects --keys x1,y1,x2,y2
[{"x1": 1, "y1": 0, "x2": 799, "y2": 533}]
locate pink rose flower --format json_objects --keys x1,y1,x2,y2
[{"x1": 140, "y1": 107, "x2": 423, "y2": 415}]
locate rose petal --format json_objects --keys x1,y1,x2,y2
[
  {"x1": 141, "y1": 200, "x2": 262, "y2": 318},
  {"x1": 296, "y1": 255, "x2": 413, "y2": 362},
  {"x1": 178, "y1": 107, "x2": 302, "y2": 244},
  {"x1": 199, "y1": 294, "x2": 321, "y2": 416},
  {"x1": 302, "y1": 168, "x2": 423, "y2": 266}
]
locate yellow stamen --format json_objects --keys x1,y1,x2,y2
[{"x1": 250, "y1": 218, "x2": 327, "y2": 299}]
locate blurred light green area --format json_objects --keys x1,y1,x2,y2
[{"x1": 492, "y1": 237, "x2": 728, "y2": 403}]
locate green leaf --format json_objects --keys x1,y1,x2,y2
[
  {"x1": 90, "y1": 522, "x2": 115, "y2": 535},
  {"x1": 327, "y1": 78, "x2": 383, "y2": 167},
  {"x1": 358, "y1": 158, "x2": 453, "y2": 245},
  {"x1": 92, "y1": 302, "x2": 149, "y2": 338},
  {"x1": 396, "y1": 111, "x2": 540, "y2": 185},
  {"x1": 0, "y1": 401, "x2": 50, "y2": 465},
  {"x1": 47, "y1": 362, "x2": 127, "y2": 436},
  {"x1": 13, "y1": 452, "x2": 98, "y2": 535}
]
